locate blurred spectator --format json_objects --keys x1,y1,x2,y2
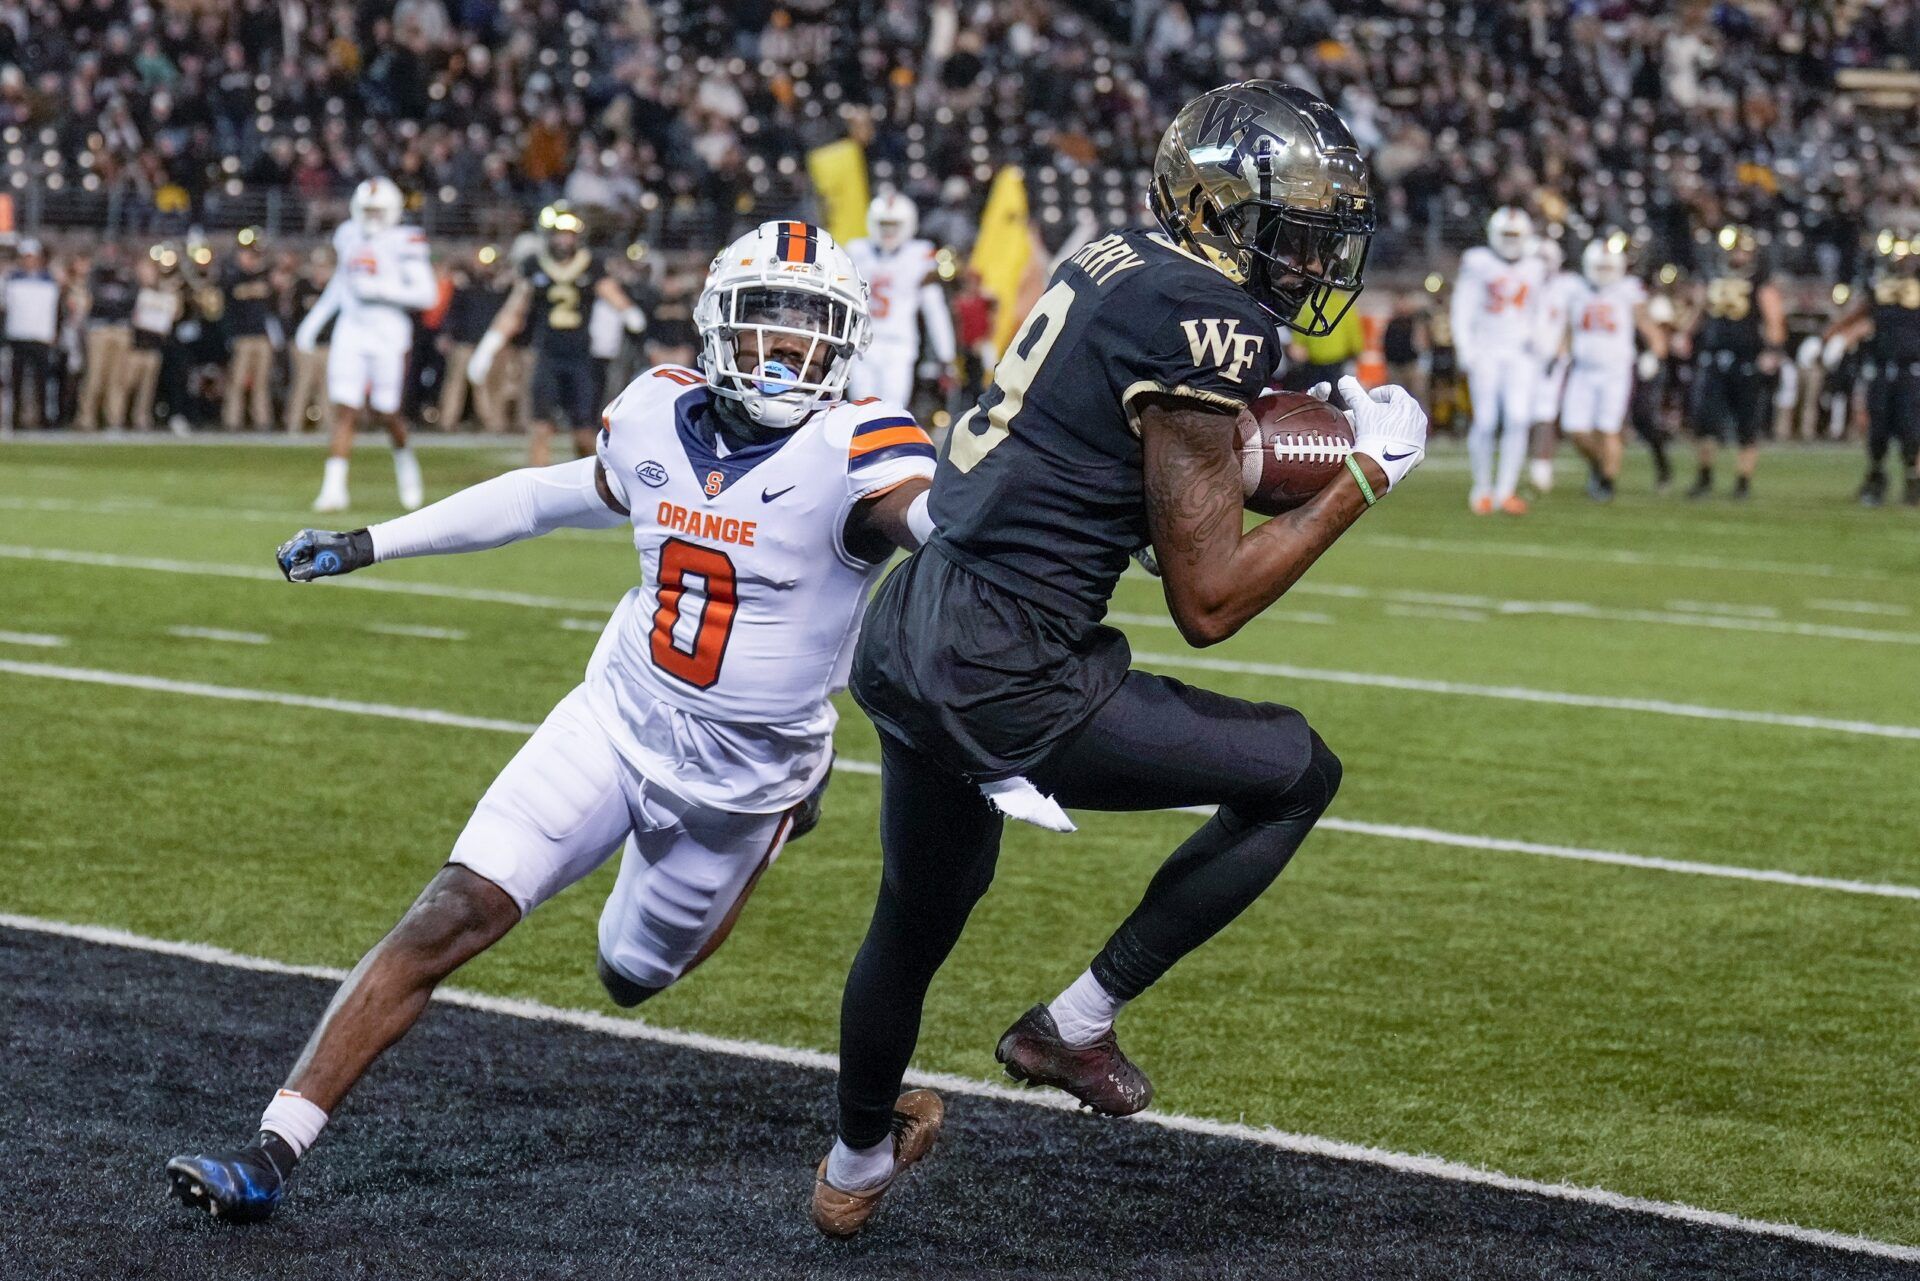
[
  {"x1": 220, "y1": 235, "x2": 276, "y2": 431},
  {"x1": 121, "y1": 256, "x2": 180, "y2": 432},
  {"x1": 4, "y1": 239, "x2": 60, "y2": 429},
  {"x1": 75, "y1": 244, "x2": 135, "y2": 430}
]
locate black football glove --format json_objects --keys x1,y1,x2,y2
[{"x1": 276, "y1": 528, "x2": 374, "y2": 582}]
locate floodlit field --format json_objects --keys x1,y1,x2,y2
[{"x1": 2, "y1": 438, "x2": 1916, "y2": 1268}]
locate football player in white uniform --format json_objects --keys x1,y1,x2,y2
[
  {"x1": 1526, "y1": 236, "x2": 1582, "y2": 494},
  {"x1": 1452, "y1": 206, "x2": 1546, "y2": 513},
  {"x1": 295, "y1": 178, "x2": 440, "y2": 513},
  {"x1": 167, "y1": 220, "x2": 938, "y2": 1224},
  {"x1": 1562, "y1": 241, "x2": 1664, "y2": 500},
  {"x1": 846, "y1": 192, "x2": 957, "y2": 410}
]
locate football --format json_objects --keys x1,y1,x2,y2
[{"x1": 1237, "y1": 390, "x2": 1356, "y2": 516}]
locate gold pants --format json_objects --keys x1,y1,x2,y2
[
  {"x1": 285, "y1": 345, "x2": 329, "y2": 433},
  {"x1": 110, "y1": 347, "x2": 162, "y2": 431},
  {"x1": 76, "y1": 324, "x2": 132, "y2": 430},
  {"x1": 223, "y1": 335, "x2": 275, "y2": 431},
  {"x1": 435, "y1": 341, "x2": 511, "y2": 432}
]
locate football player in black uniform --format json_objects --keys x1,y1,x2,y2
[
  {"x1": 809, "y1": 81, "x2": 1431, "y2": 1238},
  {"x1": 1678, "y1": 225, "x2": 1786, "y2": 500},
  {"x1": 467, "y1": 205, "x2": 644, "y2": 464},
  {"x1": 1821, "y1": 231, "x2": 1920, "y2": 506}
]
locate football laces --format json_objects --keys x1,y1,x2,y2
[{"x1": 1269, "y1": 432, "x2": 1353, "y2": 464}]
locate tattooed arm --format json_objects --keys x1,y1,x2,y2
[{"x1": 1138, "y1": 393, "x2": 1385, "y2": 647}]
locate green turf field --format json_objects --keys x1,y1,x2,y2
[{"x1": 2, "y1": 438, "x2": 1915, "y2": 1247}]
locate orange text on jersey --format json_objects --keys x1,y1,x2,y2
[{"x1": 657, "y1": 501, "x2": 757, "y2": 547}]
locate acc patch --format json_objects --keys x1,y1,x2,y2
[{"x1": 635, "y1": 460, "x2": 669, "y2": 488}]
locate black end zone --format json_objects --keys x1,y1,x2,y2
[{"x1": 0, "y1": 928, "x2": 1909, "y2": 1280}]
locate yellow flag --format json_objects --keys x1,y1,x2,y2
[
  {"x1": 969, "y1": 166, "x2": 1032, "y2": 355},
  {"x1": 806, "y1": 138, "x2": 870, "y2": 246}
]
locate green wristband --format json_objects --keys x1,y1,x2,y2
[{"x1": 1345, "y1": 453, "x2": 1378, "y2": 507}]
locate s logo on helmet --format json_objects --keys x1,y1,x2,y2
[
  {"x1": 704, "y1": 470, "x2": 724, "y2": 497},
  {"x1": 635, "y1": 460, "x2": 669, "y2": 488}
]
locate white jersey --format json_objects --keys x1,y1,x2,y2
[
  {"x1": 1451, "y1": 246, "x2": 1546, "y2": 362},
  {"x1": 590, "y1": 365, "x2": 935, "y2": 811},
  {"x1": 325, "y1": 219, "x2": 434, "y2": 348},
  {"x1": 1533, "y1": 270, "x2": 1583, "y2": 363},
  {"x1": 846, "y1": 237, "x2": 953, "y2": 356},
  {"x1": 1568, "y1": 276, "x2": 1646, "y2": 369}
]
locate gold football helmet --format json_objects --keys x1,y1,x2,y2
[{"x1": 1150, "y1": 80, "x2": 1375, "y2": 335}]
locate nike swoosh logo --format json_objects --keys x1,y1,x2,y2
[
  {"x1": 761, "y1": 486, "x2": 795, "y2": 503},
  {"x1": 1382, "y1": 449, "x2": 1418, "y2": 461}
]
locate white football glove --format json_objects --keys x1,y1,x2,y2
[
  {"x1": 1795, "y1": 335, "x2": 1823, "y2": 369},
  {"x1": 467, "y1": 330, "x2": 506, "y2": 385},
  {"x1": 1636, "y1": 350, "x2": 1661, "y2": 382},
  {"x1": 1333, "y1": 375, "x2": 1428, "y2": 493},
  {"x1": 1821, "y1": 334, "x2": 1850, "y2": 370}
]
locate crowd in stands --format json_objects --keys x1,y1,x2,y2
[{"x1": 0, "y1": 1, "x2": 1913, "y2": 269}]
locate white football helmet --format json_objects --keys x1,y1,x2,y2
[
  {"x1": 1534, "y1": 235, "x2": 1564, "y2": 275},
  {"x1": 868, "y1": 191, "x2": 918, "y2": 253},
  {"x1": 694, "y1": 220, "x2": 872, "y2": 430},
  {"x1": 351, "y1": 177, "x2": 404, "y2": 234},
  {"x1": 1581, "y1": 240, "x2": 1626, "y2": 287},
  {"x1": 1487, "y1": 206, "x2": 1534, "y2": 261}
]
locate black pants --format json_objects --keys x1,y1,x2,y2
[
  {"x1": 1689, "y1": 362, "x2": 1767, "y2": 445},
  {"x1": 8, "y1": 340, "x2": 50, "y2": 428},
  {"x1": 1865, "y1": 368, "x2": 1920, "y2": 476},
  {"x1": 836, "y1": 670, "x2": 1341, "y2": 1147}
]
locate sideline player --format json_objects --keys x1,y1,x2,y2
[
  {"x1": 296, "y1": 178, "x2": 439, "y2": 512},
  {"x1": 846, "y1": 192, "x2": 957, "y2": 410},
  {"x1": 167, "y1": 221, "x2": 939, "y2": 1223},
  {"x1": 1678, "y1": 225, "x2": 1785, "y2": 500},
  {"x1": 1562, "y1": 240, "x2": 1664, "y2": 500},
  {"x1": 1821, "y1": 231, "x2": 1920, "y2": 506},
  {"x1": 1526, "y1": 235, "x2": 1580, "y2": 494},
  {"x1": 812, "y1": 81, "x2": 1428, "y2": 1238},
  {"x1": 467, "y1": 205, "x2": 645, "y2": 465},
  {"x1": 1453, "y1": 206, "x2": 1544, "y2": 513}
]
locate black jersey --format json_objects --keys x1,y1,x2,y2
[
  {"x1": 1697, "y1": 271, "x2": 1767, "y2": 359},
  {"x1": 222, "y1": 263, "x2": 275, "y2": 336},
  {"x1": 522, "y1": 249, "x2": 602, "y2": 358},
  {"x1": 1869, "y1": 272, "x2": 1920, "y2": 366},
  {"x1": 929, "y1": 228, "x2": 1281, "y2": 622}
]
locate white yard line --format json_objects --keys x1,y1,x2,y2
[
  {"x1": 3, "y1": 659, "x2": 1915, "y2": 903},
  {"x1": 0, "y1": 544, "x2": 608, "y2": 611},
  {"x1": 12, "y1": 541, "x2": 1918, "y2": 650},
  {"x1": 1665, "y1": 599, "x2": 1780, "y2": 619},
  {"x1": 0, "y1": 630, "x2": 65, "y2": 647},
  {"x1": 166, "y1": 626, "x2": 270, "y2": 645},
  {"x1": 560, "y1": 618, "x2": 607, "y2": 632},
  {"x1": 366, "y1": 623, "x2": 468, "y2": 641},
  {"x1": 1382, "y1": 604, "x2": 1488, "y2": 624},
  {"x1": 0, "y1": 910, "x2": 1911, "y2": 1264},
  {"x1": 1356, "y1": 532, "x2": 1892, "y2": 583},
  {"x1": 1807, "y1": 598, "x2": 1911, "y2": 617},
  {"x1": 1130, "y1": 650, "x2": 1920, "y2": 741}
]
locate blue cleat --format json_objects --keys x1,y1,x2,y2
[{"x1": 166, "y1": 1133, "x2": 297, "y2": 1223}]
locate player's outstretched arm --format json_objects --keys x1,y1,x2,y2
[
  {"x1": 842, "y1": 477, "x2": 933, "y2": 562},
  {"x1": 467, "y1": 282, "x2": 531, "y2": 384},
  {"x1": 275, "y1": 457, "x2": 628, "y2": 582},
  {"x1": 1141, "y1": 377, "x2": 1426, "y2": 647}
]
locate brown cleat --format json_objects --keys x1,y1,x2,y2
[
  {"x1": 995, "y1": 1004, "x2": 1153, "y2": 1116},
  {"x1": 810, "y1": 1089, "x2": 944, "y2": 1239}
]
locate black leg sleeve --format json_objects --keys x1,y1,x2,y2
[
  {"x1": 1030, "y1": 672, "x2": 1341, "y2": 1002},
  {"x1": 835, "y1": 732, "x2": 1004, "y2": 1149},
  {"x1": 1866, "y1": 376, "x2": 1895, "y2": 471}
]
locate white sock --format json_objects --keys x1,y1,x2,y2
[
  {"x1": 322, "y1": 456, "x2": 349, "y2": 489},
  {"x1": 259, "y1": 1089, "x2": 328, "y2": 1158},
  {"x1": 393, "y1": 446, "x2": 421, "y2": 486},
  {"x1": 1529, "y1": 457, "x2": 1554, "y2": 493},
  {"x1": 1047, "y1": 968, "x2": 1127, "y2": 1048},
  {"x1": 1493, "y1": 419, "x2": 1530, "y2": 501},
  {"x1": 825, "y1": 1136, "x2": 894, "y2": 1191}
]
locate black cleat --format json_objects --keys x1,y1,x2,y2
[
  {"x1": 1903, "y1": 480, "x2": 1919, "y2": 508},
  {"x1": 995, "y1": 1004, "x2": 1152, "y2": 1117},
  {"x1": 1731, "y1": 477, "x2": 1751, "y2": 502},
  {"x1": 167, "y1": 1133, "x2": 297, "y2": 1223}
]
